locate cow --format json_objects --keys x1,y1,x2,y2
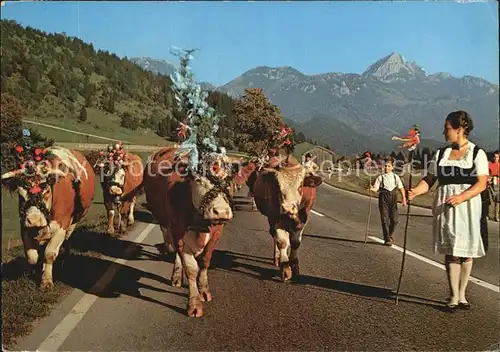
[
  {"x1": 94, "y1": 152, "x2": 144, "y2": 234},
  {"x1": 242, "y1": 154, "x2": 322, "y2": 282},
  {"x1": 143, "y1": 146, "x2": 234, "y2": 318},
  {"x1": 1, "y1": 146, "x2": 95, "y2": 290}
]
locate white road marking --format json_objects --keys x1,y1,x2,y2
[
  {"x1": 368, "y1": 236, "x2": 500, "y2": 293},
  {"x1": 37, "y1": 223, "x2": 156, "y2": 352},
  {"x1": 311, "y1": 209, "x2": 325, "y2": 217}
]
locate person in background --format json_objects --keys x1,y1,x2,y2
[
  {"x1": 488, "y1": 150, "x2": 499, "y2": 221},
  {"x1": 303, "y1": 152, "x2": 319, "y2": 174},
  {"x1": 369, "y1": 157, "x2": 407, "y2": 246},
  {"x1": 408, "y1": 110, "x2": 488, "y2": 311}
]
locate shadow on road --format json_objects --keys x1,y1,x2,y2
[
  {"x1": 57, "y1": 254, "x2": 187, "y2": 316},
  {"x1": 133, "y1": 210, "x2": 157, "y2": 224},
  {"x1": 302, "y1": 233, "x2": 383, "y2": 245},
  {"x1": 210, "y1": 249, "x2": 447, "y2": 311},
  {"x1": 1, "y1": 221, "x2": 162, "y2": 283}
]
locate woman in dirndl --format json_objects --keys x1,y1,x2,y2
[{"x1": 408, "y1": 110, "x2": 489, "y2": 311}]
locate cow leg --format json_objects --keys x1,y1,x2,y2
[
  {"x1": 198, "y1": 267, "x2": 212, "y2": 302},
  {"x1": 275, "y1": 229, "x2": 292, "y2": 282},
  {"x1": 159, "y1": 226, "x2": 175, "y2": 255},
  {"x1": 181, "y1": 249, "x2": 204, "y2": 318},
  {"x1": 268, "y1": 220, "x2": 280, "y2": 266},
  {"x1": 198, "y1": 233, "x2": 220, "y2": 303},
  {"x1": 21, "y1": 226, "x2": 39, "y2": 266},
  {"x1": 57, "y1": 223, "x2": 76, "y2": 271},
  {"x1": 289, "y1": 229, "x2": 304, "y2": 278},
  {"x1": 171, "y1": 251, "x2": 183, "y2": 287},
  {"x1": 106, "y1": 207, "x2": 115, "y2": 234},
  {"x1": 41, "y1": 222, "x2": 66, "y2": 290},
  {"x1": 273, "y1": 238, "x2": 280, "y2": 267},
  {"x1": 127, "y1": 197, "x2": 136, "y2": 226}
]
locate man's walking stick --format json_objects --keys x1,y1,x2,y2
[
  {"x1": 365, "y1": 171, "x2": 372, "y2": 244},
  {"x1": 395, "y1": 150, "x2": 414, "y2": 305}
]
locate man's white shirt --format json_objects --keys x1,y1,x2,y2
[{"x1": 372, "y1": 172, "x2": 404, "y2": 192}]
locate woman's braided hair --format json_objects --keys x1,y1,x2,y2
[{"x1": 446, "y1": 110, "x2": 474, "y2": 136}]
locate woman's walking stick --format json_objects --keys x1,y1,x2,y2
[{"x1": 395, "y1": 150, "x2": 414, "y2": 305}]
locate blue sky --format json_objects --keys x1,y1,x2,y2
[{"x1": 1, "y1": 1, "x2": 498, "y2": 85}]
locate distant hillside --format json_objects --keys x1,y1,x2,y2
[
  {"x1": 129, "y1": 57, "x2": 176, "y2": 77},
  {"x1": 215, "y1": 52, "x2": 499, "y2": 153},
  {"x1": 0, "y1": 20, "x2": 240, "y2": 150},
  {"x1": 131, "y1": 56, "x2": 217, "y2": 92}
]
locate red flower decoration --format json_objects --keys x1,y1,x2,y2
[
  {"x1": 35, "y1": 156, "x2": 42, "y2": 161},
  {"x1": 34, "y1": 148, "x2": 42, "y2": 155},
  {"x1": 29, "y1": 186, "x2": 42, "y2": 194},
  {"x1": 15, "y1": 145, "x2": 24, "y2": 153}
]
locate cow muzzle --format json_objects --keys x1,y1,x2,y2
[
  {"x1": 109, "y1": 185, "x2": 123, "y2": 195},
  {"x1": 24, "y1": 206, "x2": 48, "y2": 228},
  {"x1": 281, "y1": 202, "x2": 299, "y2": 218},
  {"x1": 204, "y1": 205, "x2": 233, "y2": 222}
]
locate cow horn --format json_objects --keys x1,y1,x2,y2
[{"x1": 1, "y1": 168, "x2": 25, "y2": 180}]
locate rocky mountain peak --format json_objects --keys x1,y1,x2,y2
[
  {"x1": 363, "y1": 52, "x2": 424, "y2": 81},
  {"x1": 241, "y1": 65, "x2": 305, "y2": 80}
]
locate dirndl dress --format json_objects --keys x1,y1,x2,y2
[{"x1": 429, "y1": 142, "x2": 489, "y2": 258}]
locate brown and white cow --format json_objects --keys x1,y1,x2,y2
[
  {"x1": 143, "y1": 146, "x2": 234, "y2": 318},
  {"x1": 243, "y1": 154, "x2": 322, "y2": 281},
  {"x1": 95, "y1": 153, "x2": 144, "y2": 234},
  {"x1": 1, "y1": 146, "x2": 95, "y2": 290}
]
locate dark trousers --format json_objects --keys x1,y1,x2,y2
[{"x1": 379, "y1": 190, "x2": 398, "y2": 243}]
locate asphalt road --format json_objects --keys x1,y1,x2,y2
[{"x1": 16, "y1": 184, "x2": 500, "y2": 351}]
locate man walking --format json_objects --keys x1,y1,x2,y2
[{"x1": 369, "y1": 157, "x2": 407, "y2": 246}]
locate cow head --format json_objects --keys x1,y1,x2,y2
[
  {"x1": 263, "y1": 163, "x2": 306, "y2": 220},
  {"x1": 181, "y1": 155, "x2": 234, "y2": 224},
  {"x1": 95, "y1": 161, "x2": 131, "y2": 202},
  {"x1": 262, "y1": 158, "x2": 323, "y2": 230},
  {"x1": 2, "y1": 163, "x2": 66, "y2": 229}
]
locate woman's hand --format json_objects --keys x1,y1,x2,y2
[
  {"x1": 407, "y1": 188, "x2": 419, "y2": 201},
  {"x1": 445, "y1": 194, "x2": 466, "y2": 207}
]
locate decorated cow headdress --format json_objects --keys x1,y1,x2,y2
[
  {"x1": 1, "y1": 129, "x2": 66, "y2": 219},
  {"x1": 169, "y1": 47, "x2": 229, "y2": 177},
  {"x1": 93, "y1": 141, "x2": 128, "y2": 171}
]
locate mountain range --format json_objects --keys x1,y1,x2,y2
[{"x1": 131, "y1": 52, "x2": 499, "y2": 154}]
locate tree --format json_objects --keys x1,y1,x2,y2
[
  {"x1": 1, "y1": 94, "x2": 53, "y2": 171},
  {"x1": 0, "y1": 94, "x2": 24, "y2": 149},
  {"x1": 105, "y1": 93, "x2": 116, "y2": 113},
  {"x1": 295, "y1": 131, "x2": 306, "y2": 144},
  {"x1": 120, "y1": 112, "x2": 139, "y2": 130},
  {"x1": 79, "y1": 107, "x2": 87, "y2": 122},
  {"x1": 156, "y1": 117, "x2": 172, "y2": 138},
  {"x1": 233, "y1": 88, "x2": 284, "y2": 156}
]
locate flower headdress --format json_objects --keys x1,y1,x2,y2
[
  {"x1": 94, "y1": 141, "x2": 127, "y2": 170},
  {"x1": 10, "y1": 129, "x2": 52, "y2": 170},
  {"x1": 1, "y1": 129, "x2": 62, "y2": 220},
  {"x1": 169, "y1": 47, "x2": 228, "y2": 175}
]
